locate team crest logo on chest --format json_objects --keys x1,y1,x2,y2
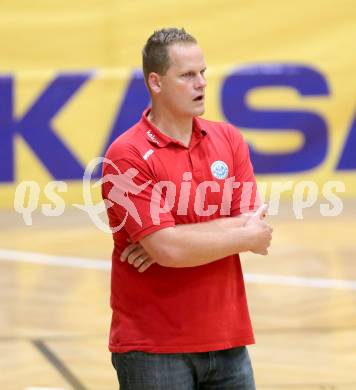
[{"x1": 211, "y1": 160, "x2": 229, "y2": 180}]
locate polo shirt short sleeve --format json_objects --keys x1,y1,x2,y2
[
  {"x1": 224, "y1": 124, "x2": 261, "y2": 216},
  {"x1": 102, "y1": 152, "x2": 176, "y2": 243}
]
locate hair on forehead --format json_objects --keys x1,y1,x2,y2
[{"x1": 142, "y1": 27, "x2": 197, "y2": 88}]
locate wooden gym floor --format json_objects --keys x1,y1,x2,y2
[{"x1": 0, "y1": 200, "x2": 355, "y2": 390}]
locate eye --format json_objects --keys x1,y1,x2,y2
[{"x1": 182, "y1": 72, "x2": 195, "y2": 78}]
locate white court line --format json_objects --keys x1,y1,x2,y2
[
  {"x1": 0, "y1": 248, "x2": 110, "y2": 270},
  {"x1": 244, "y1": 273, "x2": 356, "y2": 291},
  {"x1": 1, "y1": 248, "x2": 356, "y2": 291}
]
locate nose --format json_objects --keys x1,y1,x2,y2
[{"x1": 195, "y1": 73, "x2": 207, "y2": 89}]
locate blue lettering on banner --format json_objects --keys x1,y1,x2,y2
[
  {"x1": 93, "y1": 70, "x2": 150, "y2": 178},
  {"x1": 0, "y1": 73, "x2": 92, "y2": 182},
  {"x1": 336, "y1": 115, "x2": 356, "y2": 170},
  {"x1": 0, "y1": 76, "x2": 13, "y2": 182},
  {"x1": 221, "y1": 64, "x2": 330, "y2": 174},
  {"x1": 0, "y1": 66, "x2": 355, "y2": 184},
  {"x1": 100, "y1": 70, "x2": 150, "y2": 156}
]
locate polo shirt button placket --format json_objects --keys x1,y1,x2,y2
[{"x1": 189, "y1": 150, "x2": 204, "y2": 182}]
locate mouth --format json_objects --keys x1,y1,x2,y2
[{"x1": 193, "y1": 95, "x2": 204, "y2": 102}]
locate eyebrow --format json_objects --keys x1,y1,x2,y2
[{"x1": 181, "y1": 67, "x2": 207, "y2": 74}]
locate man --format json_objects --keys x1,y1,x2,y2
[{"x1": 102, "y1": 27, "x2": 273, "y2": 390}]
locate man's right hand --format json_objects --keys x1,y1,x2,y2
[
  {"x1": 120, "y1": 241, "x2": 156, "y2": 273},
  {"x1": 244, "y1": 204, "x2": 273, "y2": 255}
]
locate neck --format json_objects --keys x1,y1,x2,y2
[{"x1": 148, "y1": 106, "x2": 193, "y2": 146}]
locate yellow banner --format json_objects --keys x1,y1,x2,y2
[{"x1": 1, "y1": 0, "x2": 355, "y2": 210}]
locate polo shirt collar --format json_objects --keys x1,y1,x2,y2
[{"x1": 141, "y1": 108, "x2": 207, "y2": 148}]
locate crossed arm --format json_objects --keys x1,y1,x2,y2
[{"x1": 121, "y1": 204, "x2": 272, "y2": 272}]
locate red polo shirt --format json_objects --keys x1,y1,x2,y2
[{"x1": 102, "y1": 109, "x2": 259, "y2": 353}]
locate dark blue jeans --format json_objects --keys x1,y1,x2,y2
[{"x1": 112, "y1": 346, "x2": 256, "y2": 389}]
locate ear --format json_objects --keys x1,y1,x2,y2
[{"x1": 148, "y1": 72, "x2": 162, "y2": 94}]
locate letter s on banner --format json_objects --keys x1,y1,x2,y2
[{"x1": 221, "y1": 64, "x2": 329, "y2": 174}]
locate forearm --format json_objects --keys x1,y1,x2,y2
[
  {"x1": 184, "y1": 214, "x2": 248, "y2": 232},
  {"x1": 140, "y1": 216, "x2": 251, "y2": 268}
]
